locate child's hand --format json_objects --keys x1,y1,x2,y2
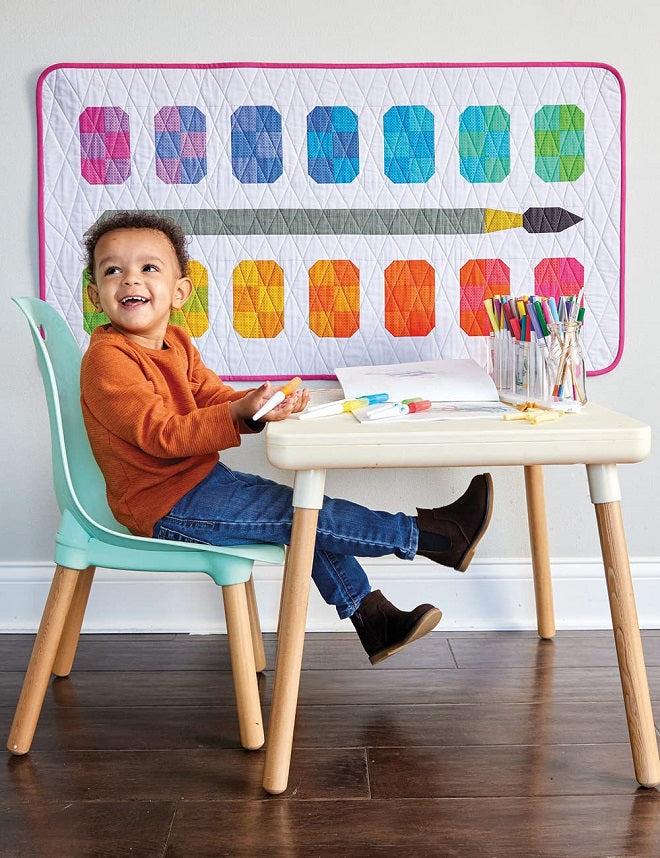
[
  {"x1": 230, "y1": 383, "x2": 310, "y2": 424},
  {"x1": 261, "y1": 387, "x2": 310, "y2": 421}
]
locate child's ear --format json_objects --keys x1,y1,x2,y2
[
  {"x1": 87, "y1": 281, "x2": 102, "y2": 311},
  {"x1": 172, "y1": 276, "x2": 193, "y2": 309}
]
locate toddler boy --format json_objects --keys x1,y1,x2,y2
[{"x1": 81, "y1": 211, "x2": 493, "y2": 664}]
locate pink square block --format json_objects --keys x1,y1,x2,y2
[
  {"x1": 104, "y1": 132, "x2": 131, "y2": 158},
  {"x1": 155, "y1": 106, "x2": 181, "y2": 133},
  {"x1": 180, "y1": 131, "x2": 206, "y2": 158},
  {"x1": 102, "y1": 107, "x2": 128, "y2": 133},
  {"x1": 81, "y1": 158, "x2": 107, "y2": 184},
  {"x1": 79, "y1": 107, "x2": 106, "y2": 133},
  {"x1": 535, "y1": 257, "x2": 584, "y2": 303},
  {"x1": 156, "y1": 158, "x2": 182, "y2": 183}
]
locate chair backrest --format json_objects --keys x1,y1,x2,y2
[{"x1": 13, "y1": 297, "x2": 129, "y2": 534}]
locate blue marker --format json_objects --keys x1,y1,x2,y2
[{"x1": 357, "y1": 393, "x2": 389, "y2": 404}]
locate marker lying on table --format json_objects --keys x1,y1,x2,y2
[
  {"x1": 252, "y1": 376, "x2": 302, "y2": 420},
  {"x1": 299, "y1": 397, "x2": 372, "y2": 420},
  {"x1": 365, "y1": 400, "x2": 432, "y2": 420},
  {"x1": 305, "y1": 392, "x2": 388, "y2": 414}
]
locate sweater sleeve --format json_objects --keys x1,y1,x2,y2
[{"x1": 81, "y1": 341, "x2": 243, "y2": 458}]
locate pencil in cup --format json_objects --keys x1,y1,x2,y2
[{"x1": 547, "y1": 321, "x2": 587, "y2": 404}]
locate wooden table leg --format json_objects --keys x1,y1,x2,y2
[
  {"x1": 263, "y1": 469, "x2": 326, "y2": 795},
  {"x1": 524, "y1": 465, "x2": 556, "y2": 639},
  {"x1": 587, "y1": 463, "x2": 660, "y2": 788}
]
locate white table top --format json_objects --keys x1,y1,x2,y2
[{"x1": 266, "y1": 403, "x2": 651, "y2": 471}]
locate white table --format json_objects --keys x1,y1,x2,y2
[{"x1": 262, "y1": 403, "x2": 660, "y2": 794}]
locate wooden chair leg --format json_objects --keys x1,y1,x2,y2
[
  {"x1": 244, "y1": 573, "x2": 267, "y2": 673},
  {"x1": 222, "y1": 581, "x2": 265, "y2": 750},
  {"x1": 52, "y1": 566, "x2": 95, "y2": 677},
  {"x1": 7, "y1": 565, "x2": 81, "y2": 755},
  {"x1": 524, "y1": 465, "x2": 556, "y2": 639}
]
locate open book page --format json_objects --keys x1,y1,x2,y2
[{"x1": 334, "y1": 359, "x2": 499, "y2": 403}]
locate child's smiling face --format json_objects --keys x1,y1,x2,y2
[{"x1": 87, "y1": 228, "x2": 192, "y2": 350}]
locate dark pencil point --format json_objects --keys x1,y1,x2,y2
[{"x1": 522, "y1": 207, "x2": 583, "y2": 233}]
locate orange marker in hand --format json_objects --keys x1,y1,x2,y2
[{"x1": 252, "y1": 377, "x2": 302, "y2": 420}]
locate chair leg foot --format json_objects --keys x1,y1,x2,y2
[{"x1": 7, "y1": 566, "x2": 80, "y2": 755}]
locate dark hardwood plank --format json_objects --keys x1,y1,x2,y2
[
  {"x1": 165, "y1": 795, "x2": 660, "y2": 858},
  {"x1": 0, "y1": 631, "x2": 455, "y2": 672},
  {"x1": 2, "y1": 664, "x2": 659, "y2": 710},
  {"x1": 0, "y1": 800, "x2": 175, "y2": 858},
  {"x1": 2, "y1": 629, "x2": 657, "y2": 672},
  {"x1": 0, "y1": 700, "x2": 634, "y2": 751},
  {"x1": 1, "y1": 748, "x2": 368, "y2": 802},
  {"x1": 368, "y1": 744, "x2": 656, "y2": 798},
  {"x1": 449, "y1": 630, "x2": 660, "y2": 668}
]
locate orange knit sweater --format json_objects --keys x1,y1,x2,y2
[{"x1": 80, "y1": 324, "x2": 261, "y2": 537}]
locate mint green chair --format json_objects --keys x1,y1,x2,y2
[{"x1": 8, "y1": 297, "x2": 284, "y2": 755}]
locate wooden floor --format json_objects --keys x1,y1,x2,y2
[{"x1": 1, "y1": 630, "x2": 660, "y2": 857}]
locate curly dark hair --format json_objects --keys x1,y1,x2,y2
[{"x1": 84, "y1": 211, "x2": 190, "y2": 279}]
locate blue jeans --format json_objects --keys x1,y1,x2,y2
[{"x1": 153, "y1": 462, "x2": 419, "y2": 619}]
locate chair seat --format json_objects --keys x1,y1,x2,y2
[{"x1": 55, "y1": 508, "x2": 285, "y2": 585}]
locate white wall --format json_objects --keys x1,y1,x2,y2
[{"x1": 1, "y1": 0, "x2": 659, "y2": 631}]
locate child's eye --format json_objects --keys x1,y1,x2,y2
[
  {"x1": 104, "y1": 266, "x2": 120, "y2": 276},
  {"x1": 143, "y1": 264, "x2": 159, "y2": 272}
]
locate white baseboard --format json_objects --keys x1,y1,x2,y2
[{"x1": 1, "y1": 557, "x2": 659, "y2": 633}]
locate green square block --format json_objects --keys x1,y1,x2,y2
[
  {"x1": 82, "y1": 267, "x2": 109, "y2": 334},
  {"x1": 559, "y1": 104, "x2": 584, "y2": 131},
  {"x1": 460, "y1": 130, "x2": 484, "y2": 157},
  {"x1": 559, "y1": 129, "x2": 585, "y2": 157},
  {"x1": 483, "y1": 157, "x2": 510, "y2": 183},
  {"x1": 484, "y1": 105, "x2": 510, "y2": 131},
  {"x1": 559, "y1": 155, "x2": 585, "y2": 181},
  {"x1": 535, "y1": 157, "x2": 560, "y2": 182},
  {"x1": 535, "y1": 105, "x2": 560, "y2": 131},
  {"x1": 535, "y1": 130, "x2": 560, "y2": 157}
]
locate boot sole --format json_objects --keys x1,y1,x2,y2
[
  {"x1": 368, "y1": 607, "x2": 443, "y2": 665},
  {"x1": 454, "y1": 472, "x2": 494, "y2": 572}
]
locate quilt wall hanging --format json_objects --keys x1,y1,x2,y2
[{"x1": 37, "y1": 63, "x2": 625, "y2": 379}]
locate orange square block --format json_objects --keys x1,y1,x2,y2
[
  {"x1": 460, "y1": 259, "x2": 510, "y2": 336},
  {"x1": 384, "y1": 260, "x2": 435, "y2": 337}
]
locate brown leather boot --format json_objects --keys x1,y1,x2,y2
[
  {"x1": 350, "y1": 589, "x2": 442, "y2": 665},
  {"x1": 416, "y1": 473, "x2": 493, "y2": 572}
]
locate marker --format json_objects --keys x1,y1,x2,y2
[
  {"x1": 404, "y1": 399, "x2": 432, "y2": 413},
  {"x1": 366, "y1": 400, "x2": 432, "y2": 420},
  {"x1": 252, "y1": 377, "x2": 302, "y2": 420},
  {"x1": 365, "y1": 403, "x2": 408, "y2": 420},
  {"x1": 298, "y1": 398, "x2": 370, "y2": 420},
  {"x1": 304, "y1": 392, "x2": 388, "y2": 415},
  {"x1": 357, "y1": 393, "x2": 389, "y2": 404}
]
